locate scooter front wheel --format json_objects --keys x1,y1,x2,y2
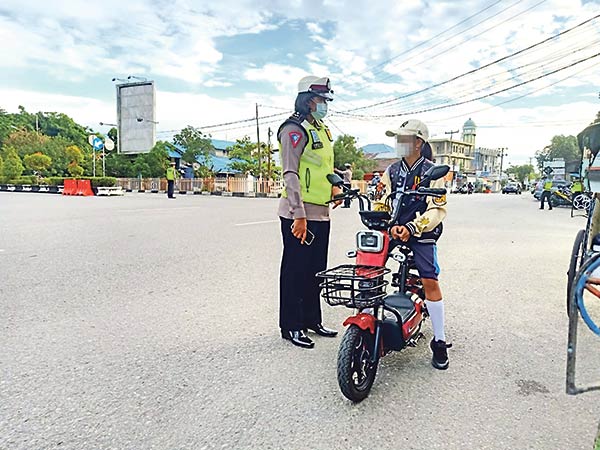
[{"x1": 337, "y1": 324, "x2": 378, "y2": 402}]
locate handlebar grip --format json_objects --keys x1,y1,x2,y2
[{"x1": 417, "y1": 187, "x2": 447, "y2": 196}]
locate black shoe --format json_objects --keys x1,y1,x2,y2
[
  {"x1": 430, "y1": 339, "x2": 452, "y2": 370},
  {"x1": 281, "y1": 330, "x2": 314, "y2": 348},
  {"x1": 306, "y1": 323, "x2": 338, "y2": 337},
  {"x1": 539, "y1": 207, "x2": 544, "y2": 210}
]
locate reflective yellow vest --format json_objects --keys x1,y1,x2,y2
[
  {"x1": 281, "y1": 120, "x2": 334, "y2": 206},
  {"x1": 543, "y1": 180, "x2": 552, "y2": 190},
  {"x1": 166, "y1": 166, "x2": 176, "y2": 181}
]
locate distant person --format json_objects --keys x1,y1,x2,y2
[
  {"x1": 334, "y1": 163, "x2": 353, "y2": 208},
  {"x1": 467, "y1": 182, "x2": 474, "y2": 194},
  {"x1": 540, "y1": 177, "x2": 553, "y2": 210},
  {"x1": 166, "y1": 161, "x2": 177, "y2": 199},
  {"x1": 370, "y1": 172, "x2": 381, "y2": 186}
]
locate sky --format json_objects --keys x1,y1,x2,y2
[{"x1": 1, "y1": 0, "x2": 599, "y2": 167}]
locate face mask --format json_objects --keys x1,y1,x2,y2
[
  {"x1": 395, "y1": 142, "x2": 412, "y2": 157},
  {"x1": 312, "y1": 102, "x2": 328, "y2": 120}
]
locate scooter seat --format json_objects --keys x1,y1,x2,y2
[{"x1": 383, "y1": 292, "x2": 416, "y2": 323}]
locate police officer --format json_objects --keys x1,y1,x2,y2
[
  {"x1": 278, "y1": 75, "x2": 341, "y2": 349},
  {"x1": 540, "y1": 177, "x2": 553, "y2": 210},
  {"x1": 166, "y1": 161, "x2": 177, "y2": 199}
]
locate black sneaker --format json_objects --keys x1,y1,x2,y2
[{"x1": 430, "y1": 339, "x2": 452, "y2": 370}]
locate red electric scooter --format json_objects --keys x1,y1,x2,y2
[{"x1": 318, "y1": 165, "x2": 449, "y2": 402}]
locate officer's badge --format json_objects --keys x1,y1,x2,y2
[
  {"x1": 310, "y1": 130, "x2": 323, "y2": 149},
  {"x1": 325, "y1": 127, "x2": 333, "y2": 142},
  {"x1": 289, "y1": 131, "x2": 302, "y2": 149},
  {"x1": 433, "y1": 195, "x2": 447, "y2": 206}
]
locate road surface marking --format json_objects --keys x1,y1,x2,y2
[{"x1": 235, "y1": 220, "x2": 279, "y2": 226}]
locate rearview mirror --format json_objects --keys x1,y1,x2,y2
[
  {"x1": 420, "y1": 165, "x2": 450, "y2": 185},
  {"x1": 327, "y1": 173, "x2": 345, "y2": 187}
]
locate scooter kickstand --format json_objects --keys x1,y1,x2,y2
[{"x1": 407, "y1": 332, "x2": 424, "y2": 347}]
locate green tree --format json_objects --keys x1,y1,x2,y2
[
  {"x1": 105, "y1": 153, "x2": 134, "y2": 177},
  {"x1": 67, "y1": 162, "x2": 84, "y2": 177},
  {"x1": 535, "y1": 135, "x2": 579, "y2": 170},
  {"x1": 173, "y1": 126, "x2": 214, "y2": 172},
  {"x1": 65, "y1": 145, "x2": 84, "y2": 164},
  {"x1": 505, "y1": 164, "x2": 534, "y2": 184},
  {"x1": 23, "y1": 152, "x2": 52, "y2": 175},
  {"x1": 2, "y1": 147, "x2": 24, "y2": 181},
  {"x1": 4, "y1": 129, "x2": 48, "y2": 158},
  {"x1": 0, "y1": 154, "x2": 3, "y2": 177},
  {"x1": 333, "y1": 134, "x2": 375, "y2": 180},
  {"x1": 227, "y1": 136, "x2": 272, "y2": 177}
]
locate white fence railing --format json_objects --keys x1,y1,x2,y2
[{"x1": 115, "y1": 177, "x2": 366, "y2": 195}]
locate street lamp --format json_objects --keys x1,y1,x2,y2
[
  {"x1": 128, "y1": 75, "x2": 148, "y2": 82},
  {"x1": 99, "y1": 122, "x2": 119, "y2": 154},
  {"x1": 136, "y1": 117, "x2": 159, "y2": 124}
]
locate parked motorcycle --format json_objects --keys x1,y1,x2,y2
[{"x1": 318, "y1": 165, "x2": 449, "y2": 402}]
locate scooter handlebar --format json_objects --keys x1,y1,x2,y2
[{"x1": 416, "y1": 187, "x2": 447, "y2": 196}]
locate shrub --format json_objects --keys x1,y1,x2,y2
[{"x1": 10, "y1": 175, "x2": 38, "y2": 185}]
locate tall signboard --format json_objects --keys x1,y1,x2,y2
[{"x1": 116, "y1": 81, "x2": 156, "y2": 154}]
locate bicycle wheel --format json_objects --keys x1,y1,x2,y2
[
  {"x1": 337, "y1": 325, "x2": 378, "y2": 402},
  {"x1": 572, "y1": 252, "x2": 600, "y2": 336},
  {"x1": 567, "y1": 229, "x2": 585, "y2": 316}
]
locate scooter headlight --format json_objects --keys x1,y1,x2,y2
[{"x1": 356, "y1": 230, "x2": 384, "y2": 253}]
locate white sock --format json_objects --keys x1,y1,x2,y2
[{"x1": 425, "y1": 299, "x2": 445, "y2": 342}]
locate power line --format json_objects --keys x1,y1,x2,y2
[
  {"x1": 335, "y1": 13, "x2": 600, "y2": 114},
  {"x1": 336, "y1": 51, "x2": 600, "y2": 119},
  {"x1": 367, "y1": 0, "x2": 548, "y2": 89}
]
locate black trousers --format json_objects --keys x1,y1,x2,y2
[
  {"x1": 540, "y1": 190, "x2": 552, "y2": 209},
  {"x1": 343, "y1": 183, "x2": 351, "y2": 207},
  {"x1": 279, "y1": 217, "x2": 331, "y2": 331},
  {"x1": 167, "y1": 180, "x2": 175, "y2": 198}
]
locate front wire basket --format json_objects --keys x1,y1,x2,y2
[{"x1": 317, "y1": 264, "x2": 391, "y2": 309}]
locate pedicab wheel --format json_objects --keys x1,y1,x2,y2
[
  {"x1": 567, "y1": 229, "x2": 586, "y2": 317},
  {"x1": 337, "y1": 324, "x2": 378, "y2": 402},
  {"x1": 572, "y1": 193, "x2": 592, "y2": 211}
]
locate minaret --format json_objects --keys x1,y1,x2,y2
[{"x1": 462, "y1": 118, "x2": 476, "y2": 146}]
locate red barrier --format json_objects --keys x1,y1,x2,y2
[
  {"x1": 76, "y1": 179, "x2": 94, "y2": 196},
  {"x1": 62, "y1": 179, "x2": 78, "y2": 196}
]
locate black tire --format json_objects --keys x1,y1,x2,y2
[
  {"x1": 567, "y1": 229, "x2": 586, "y2": 316},
  {"x1": 337, "y1": 325, "x2": 378, "y2": 402}
]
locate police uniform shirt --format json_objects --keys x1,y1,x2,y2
[{"x1": 277, "y1": 122, "x2": 330, "y2": 221}]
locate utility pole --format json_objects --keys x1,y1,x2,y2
[
  {"x1": 267, "y1": 127, "x2": 273, "y2": 183},
  {"x1": 256, "y1": 103, "x2": 261, "y2": 187},
  {"x1": 445, "y1": 129, "x2": 459, "y2": 189}
]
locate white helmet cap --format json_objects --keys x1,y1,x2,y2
[
  {"x1": 374, "y1": 172, "x2": 380, "y2": 176},
  {"x1": 385, "y1": 119, "x2": 429, "y2": 142},
  {"x1": 298, "y1": 76, "x2": 334, "y2": 101}
]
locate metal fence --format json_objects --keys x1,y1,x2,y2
[{"x1": 115, "y1": 177, "x2": 368, "y2": 195}]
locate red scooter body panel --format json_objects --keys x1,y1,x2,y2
[
  {"x1": 356, "y1": 232, "x2": 390, "y2": 267},
  {"x1": 343, "y1": 313, "x2": 376, "y2": 334},
  {"x1": 402, "y1": 298, "x2": 423, "y2": 339}
]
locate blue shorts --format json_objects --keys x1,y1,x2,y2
[{"x1": 411, "y1": 243, "x2": 440, "y2": 280}]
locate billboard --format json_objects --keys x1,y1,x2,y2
[{"x1": 116, "y1": 81, "x2": 156, "y2": 154}]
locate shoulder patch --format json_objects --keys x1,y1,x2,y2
[
  {"x1": 432, "y1": 194, "x2": 447, "y2": 206},
  {"x1": 288, "y1": 131, "x2": 302, "y2": 148}
]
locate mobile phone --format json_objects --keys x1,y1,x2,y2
[{"x1": 291, "y1": 225, "x2": 315, "y2": 245}]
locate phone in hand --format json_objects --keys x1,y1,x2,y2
[{"x1": 291, "y1": 225, "x2": 315, "y2": 245}]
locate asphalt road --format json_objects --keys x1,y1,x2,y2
[{"x1": 1, "y1": 191, "x2": 599, "y2": 450}]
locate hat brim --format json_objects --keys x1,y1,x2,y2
[{"x1": 385, "y1": 129, "x2": 427, "y2": 141}]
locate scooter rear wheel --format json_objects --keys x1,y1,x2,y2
[{"x1": 337, "y1": 324, "x2": 378, "y2": 402}]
